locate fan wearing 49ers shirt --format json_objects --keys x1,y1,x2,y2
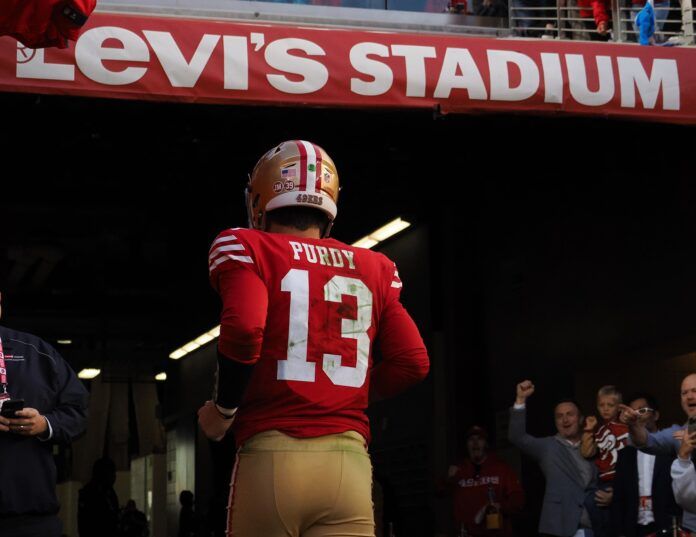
[{"x1": 197, "y1": 140, "x2": 429, "y2": 537}]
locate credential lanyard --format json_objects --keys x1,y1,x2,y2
[{"x1": 0, "y1": 337, "x2": 9, "y2": 400}]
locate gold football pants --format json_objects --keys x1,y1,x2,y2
[{"x1": 227, "y1": 430, "x2": 375, "y2": 537}]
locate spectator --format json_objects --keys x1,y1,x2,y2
[
  {"x1": 591, "y1": 0, "x2": 670, "y2": 43},
  {"x1": 0, "y1": 292, "x2": 89, "y2": 537},
  {"x1": 621, "y1": 373, "x2": 696, "y2": 533},
  {"x1": 474, "y1": 0, "x2": 508, "y2": 17},
  {"x1": 444, "y1": 425, "x2": 524, "y2": 536},
  {"x1": 508, "y1": 380, "x2": 597, "y2": 537},
  {"x1": 631, "y1": 0, "x2": 671, "y2": 42},
  {"x1": 612, "y1": 393, "x2": 681, "y2": 537},
  {"x1": 178, "y1": 490, "x2": 199, "y2": 537},
  {"x1": 78, "y1": 457, "x2": 120, "y2": 537},
  {"x1": 580, "y1": 385, "x2": 629, "y2": 537},
  {"x1": 591, "y1": 0, "x2": 613, "y2": 37},
  {"x1": 119, "y1": 499, "x2": 149, "y2": 537},
  {"x1": 671, "y1": 427, "x2": 696, "y2": 512}
]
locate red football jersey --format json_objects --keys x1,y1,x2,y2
[
  {"x1": 209, "y1": 227, "x2": 429, "y2": 447},
  {"x1": 594, "y1": 420, "x2": 629, "y2": 481}
]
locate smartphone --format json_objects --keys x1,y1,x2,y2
[
  {"x1": 688, "y1": 416, "x2": 696, "y2": 436},
  {"x1": 0, "y1": 399, "x2": 25, "y2": 419}
]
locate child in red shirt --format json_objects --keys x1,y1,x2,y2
[{"x1": 582, "y1": 385, "x2": 629, "y2": 537}]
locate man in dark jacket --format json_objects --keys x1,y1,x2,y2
[
  {"x1": 612, "y1": 394, "x2": 680, "y2": 537},
  {"x1": 0, "y1": 293, "x2": 89, "y2": 537}
]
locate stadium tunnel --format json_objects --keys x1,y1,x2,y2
[{"x1": 1, "y1": 85, "x2": 695, "y2": 536}]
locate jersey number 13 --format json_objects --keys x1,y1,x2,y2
[{"x1": 277, "y1": 268, "x2": 372, "y2": 388}]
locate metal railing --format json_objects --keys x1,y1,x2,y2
[{"x1": 509, "y1": 0, "x2": 694, "y2": 42}]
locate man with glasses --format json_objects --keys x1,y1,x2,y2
[
  {"x1": 621, "y1": 374, "x2": 696, "y2": 533},
  {"x1": 612, "y1": 394, "x2": 680, "y2": 537}
]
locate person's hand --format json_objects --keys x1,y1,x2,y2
[
  {"x1": 0, "y1": 414, "x2": 9, "y2": 433},
  {"x1": 516, "y1": 380, "x2": 534, "y2": 405},
  {"x1": 197, "y1": 401, "x2": 234, "y2": 441},
  {"x1": 595, "y1": 487, "x2": 613, "y2": 507},
  {"x1": 447, "y1": 465, "x2": 459, "y2": 478},
  {"x1": 584, "y1": 415, "x2": 598, "y2": 432},
  {"x1": 597, "y1": 21, "x2": 608, "y2": 34},
  {"x1": 677, "y1": 429, "x2": 696, "y2": 460},
  {"x1": 474, "y1": 502, "x2": 501, "y2": 524},
  {"x1": 7, "y1": 408, "x2": 48, "y2": 437},
  {"x1": 618, "y1": 404, "x2": 641, "y2": 426}
]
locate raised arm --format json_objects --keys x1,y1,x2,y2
[
  {"x1": 580, "y1": 416, "x2": 598, "y2": 458},
  {"x1": 508, "y1": 380, "x2": 546, "y2": 460},
  {"x1": 619, "y1": 404, "x2": 649, "y2": 447}
]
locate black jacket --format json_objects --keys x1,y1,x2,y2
[
  {"x1": 0, "y1": 325, "x2": 88, "y2": 516},
  {"x1": 611, "y1": 445, "x2": 681, "y2": 536}
]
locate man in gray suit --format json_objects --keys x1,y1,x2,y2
[{"x1": 509, "y1": 380, "x2": 598, "y2": 537}]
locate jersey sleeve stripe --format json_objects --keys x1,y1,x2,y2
[
  {"x1": 210, "y1": 254, "x2": 254, "y2": 272},
  {"x1": 210, "y1": 234, "x2": 239, "y2": 251},
  {"x1": 391, "y1": 281, "x2": 403, "y2": 289},
  {"x1": 209, "y1": 244, "x2": 246, "y2": 260}
]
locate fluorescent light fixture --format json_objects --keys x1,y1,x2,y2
[
  {"x1": 57, "y1": 339, "x2": 72, "y2": 345},
  {"x1": 169, "y1": 348, "x2": 186, "y2": 360},
  {"x1": 155, "y1": 372, "x2": 167, "y2": 381},
  {"x1": 78, "y1": 368, "x2": 101, "y2": 379},
  {"x1": 182, "y1": 341, "x2": 200, "y2": 353},
  {"x1": 169, "y1": 325, "x2": 221, "y2": 360},
  {"x1": 353, "y1": 237, "x2": 379, "y2": 249},
  {"x1": 194, "y1": 333, "x2": 215, "y2": 346},
  {"x1": 371, "y1": 218, "x2": 411, "y2": 241},
  {"x1": 352, "y1": 218, "x2": 411, "y2": 249}
]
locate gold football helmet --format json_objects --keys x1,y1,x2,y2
[{"x1": 246, "y1": 140, "x2": 340, "y2": 237}]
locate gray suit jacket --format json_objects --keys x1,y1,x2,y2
[{"x1": 508, "y1": 406, "x2": 597, "y2": 537}]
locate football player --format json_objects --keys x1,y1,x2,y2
[{"x1": 198, "y1": 140, "x2": 429, "y2": 537}]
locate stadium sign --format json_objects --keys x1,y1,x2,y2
[{"x1": 1, "y1": 13, "x2": 694, "y2": 123}]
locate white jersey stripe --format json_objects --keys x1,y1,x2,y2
[
  {"x1": 299, "y1": 140, "x2": 318, "y2": 194},
  {"x1": 210, "y1": 254, "x2": 254, "y2": 272},
  {"x1": 391, "y1": 281, "x2": 403, "y2": 288},
  {"x1": 210, "y1": 234, "x2": 238, "y2": 251},
  {"x1": 209, "y1": 244, "x2": 246, "y2": 261}
]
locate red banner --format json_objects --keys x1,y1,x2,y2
[{"x1": 1, "y1": 12, "x2": 695, "y2": 123}]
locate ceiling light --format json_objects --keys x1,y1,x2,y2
[
  {"x1": 352, "y1": 218, "x2": 411, "y2": 249},
  {"x1": 57, "y1": 339, "x2": 72, "y2": 345},
  {"x1": 169, "y1": 325, "x2": 220, "y2": 360},
  {"x1": 155, "y1": 372, "x2": 167, "y2": 381},
  {"x1": 352, "y1": 237, "x2": 379, "y2": 249},
  {"x1": 370, "y1": 218, "x2": 411, "y2": 241},
  {"x1": 169, "y1": 348, "x2": 186, "y2": 360},
  {"x1": 78, "y1": 368, "x2": 101, "y2": 379}
]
